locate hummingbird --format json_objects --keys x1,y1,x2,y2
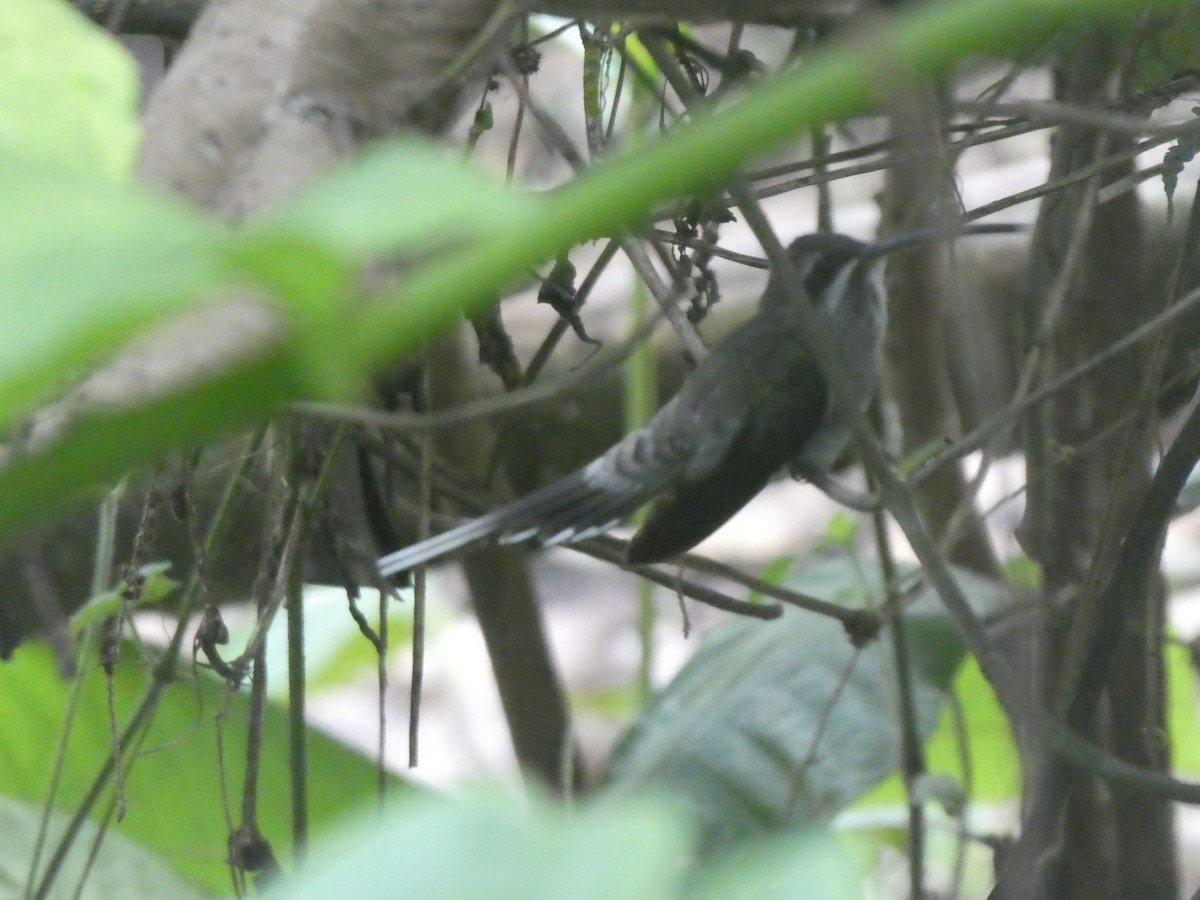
[{"x1": 376, "y1": 225, "x2": 1019, "y2": 574}]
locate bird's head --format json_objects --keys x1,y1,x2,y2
[
  {"x1": 759, "y1": 222, "x2": 1026, "y2": 314},
  {"x1": 760, "y1": 232, "x2": 870, "y2": 313}
]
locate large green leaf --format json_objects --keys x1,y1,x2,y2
[
  {"x1": 687, "y1": 828, "x2": 859, "y2": 900},
  {"x1": 266, "y1": 791, "x2": 689, "y2": 900},
  {"x1": 0, "y1": 0, "x2": 138, "y2": 179},
  {"x1": 264, "y1": 789, "x2": 859, "y2": 900},
  {"x1": 0, "y1": 796, "x2": 214, "y2": 900},
  {"x1": 0, "y1": 642, "x2": 410, "y2": 896},
  {"x1": 263, "y1": 140, "x2": 540, "y2": 257},
  {"x1": 0, "y1": 163, "x2": 232, "y2": 429},
  {"x1": 604, "y1": 558, "x2": 1010, "y2": 849}
]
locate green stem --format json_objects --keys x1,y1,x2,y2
[{"x1": 354, "y1": 0, "x2": 1159, "y2": 365}]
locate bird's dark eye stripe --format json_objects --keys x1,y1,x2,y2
[{"x1": 804, "y1": 256, "x2": 843, "y2": 300}]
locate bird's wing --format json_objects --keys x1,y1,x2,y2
[
  {"x1": 625, "y1": 342, "x2": 829, "y2": 563},
  {"x1": 505, "y1": 304, "x2": 827, "y2": 552}
]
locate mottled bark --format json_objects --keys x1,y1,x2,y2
[{"x1": 996, "y1": 27, "x2": 1176, "y2": 900}]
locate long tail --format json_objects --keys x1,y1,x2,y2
[
  {"x1": 375, "y1": 468, "x2": 640, "y2": 577},
  {"x1": 377, "y1": 513, "x2": 509, "y2": 576}
]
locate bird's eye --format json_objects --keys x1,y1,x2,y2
[{"x1": 803, "y1": 255, "x2": 843, "y2": 304}]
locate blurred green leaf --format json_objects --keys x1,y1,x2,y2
[
  {"x1": 685, "y1": 828, "x2": 860, "y2": 900},
  {"x1": 1167, "y1": 638, "x2": 1200, "y2": 776},
  {"x1": 1003, "y1": 554, "x2": 1040, "y2": 589},
  {"x1": 0, "y1": 0, "x2": 139, "y2": 179},
  {"x1": 261, "y1": 139, "x2": 540, "y2": 257},
  {"x1": 855, "y1": 631, "x2": 1200, "y2": 807},
  {"x1": 0, "y1": 796, "x2": 214, "y2": 900},
  {"x1": 855, "y1": 657, "x2": 1019, "y2": 808},
  {"x1": 746, "y1": 556, "x2": 800, "y2": 606},
  {"x1": 0, "y1": 162, "x2": 231, "y2": 433},
  {"x1": 266, "y1": 791, "x2": 689, "y2": 900},
  {"x1": 571, "y1": 683, "x2": 643, "y2": 720},
  {"x1": 265, "y1": 787, "x2": 861, "y2": 900},
  {"x1": 822, "y1": 511, "x2": 859, "y2": 548},
  {"x1": 0, "y1": 642, "x2": 411, "y2": 895},
  {"x1": 1130, "y1": 7, "x2": 1200, "y2": 91}
]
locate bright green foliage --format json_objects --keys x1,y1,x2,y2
[
  {"x1": 0, "y1": 796, "x2": 214, "y2": 900},
  {"x1": 0, "y1": 163, "x2": 229, "y2": 432},
  {"x1": 0, "y1": 644, "x2": 410, "y2": 895},
  {"x1": 0, "y1": 0, "x2": 139, "y2": 179},
  {"x1": 265, "y1": 790, "x2": 859, "y2": 900},
  {"x1": 264, "y1": 140, "x2": 539, "y2": 258},
  {"x1": 1167, "y1": 638, "x2": 1200, "y2": 775},
  {"x1": 855, "y1": 658, "x2": 1020, "y2": 809}
]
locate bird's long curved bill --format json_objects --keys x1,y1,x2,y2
[{"x1": 860, "y1": 221, "x2": 1027, "y2": 266}]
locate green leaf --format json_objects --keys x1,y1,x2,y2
[
  {"x1": 1003, "y1": 554, "x2": 1039, "y2": 589},
  {"x1": 0, "y1": 796, "x2": 215, "y2": 900},
  {"x1": 0, "y1": 0, "x2": 139, "y2": 179},
  {"x1": 0, "y1": 161, "x2": 231, "y2": 431},
  {"x1": 854, "y1": 657, "x2": 1019, "y2": 808},
  {"x1": 854, "y1": 634, "x2": 1200, "y2": 811},
  {"x1": 265, "y1": 789, "x2": 862, "y2": 900},
  {"x1": 822, "y1": 511, "x2": 859, "y2": 548},
  {"x1": 686, "y1": 829, "x2": 860, "y2": 900},
  {"x1": 266, "y1": 791, "x2": 690, "y2": 900},
  {"x1": 1130, "y1": 7, "x2": 1200, "y2": 92},
  {"x1": 604, "y1": 558, "x2": 1012, "y2": 848},
  {"x1": 604, "y1": 606, "x2": 943, "y2": 849},
  {"x1": 0, "y1": 642, "x2": 412, "y2": 895},
  {"x1": 261, "y1": 139, "x2": 540, "y2": 257},
  {"x1": 747, "y1": 556, "x2": 800, "y2": 605},
  {"x1": 1167, "y1": 638, "x2": 1200, "y2": 776},
  {"x1": 604, "y1": 563, "x2": 919, "y2": 849}
]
